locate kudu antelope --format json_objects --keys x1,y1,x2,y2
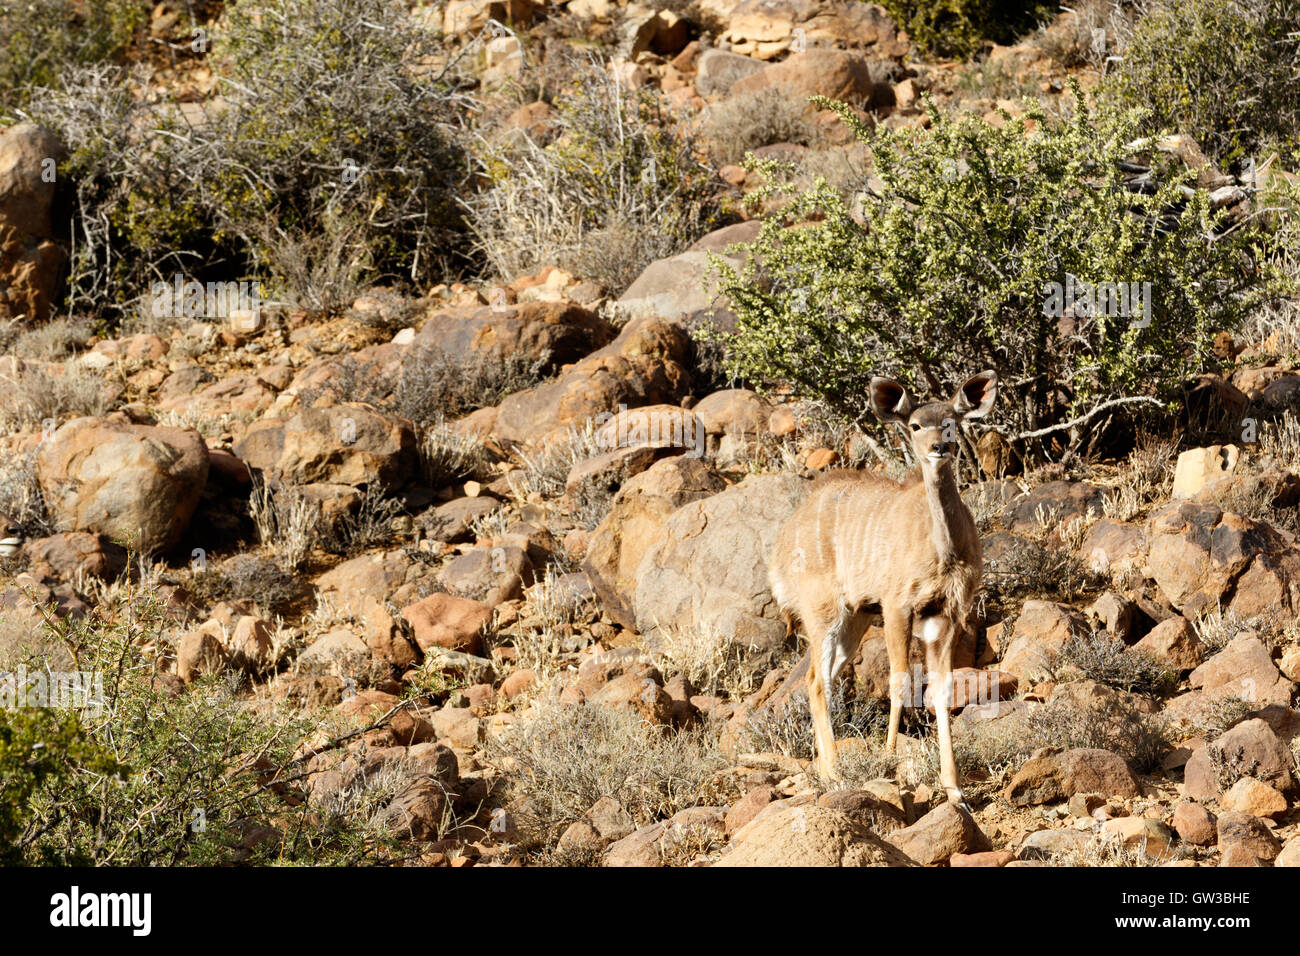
[
  {"x1": 769, "y1": 371, "x2": 998, "y2": 805},
  {"x1": 0, "y1": 513, "x2": 24, "y2": 558}
]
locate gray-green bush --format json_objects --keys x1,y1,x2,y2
[
  {"x1": 1105, "y1": 0, "x2": 1300, "y2": 167},
  {"x1": 21, "y1": 0, "x2": 470, "y2": 323},
  {"x1": 708, "y1": 92, "x2": 1282, "y2": 460}
]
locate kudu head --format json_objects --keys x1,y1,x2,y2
[
  {"x1": 0, "y1": 513, "x2": 25, "y2": 558},
  {"x1": 869, "y1": 371, "x2": 998, "y2": 475}
]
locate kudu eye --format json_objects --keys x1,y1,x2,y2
[{"x1": 910, "y1": 423, "x2": 921, "y2": 432}]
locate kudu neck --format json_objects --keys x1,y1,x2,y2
[{"x1": 920, "y1": 461, "x2": 966, "y2": 566}]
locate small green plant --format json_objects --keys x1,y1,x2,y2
[
  {"x1": 0, "y1": 706, "x2": 120, "y2": 865},
  {"x1": 709, "y1": 91, "x2": 1279, "y2": 461},
  {"x1": 6, "y1": 577, "x2": 403, "y2": 864}
]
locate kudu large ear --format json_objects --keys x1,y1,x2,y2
[
  {"x1": 953, "y1": 370, "x2": 998, "y2": 419},
  {"x1": 869, "y1": 377, "x2": 914, "y2": 423}
]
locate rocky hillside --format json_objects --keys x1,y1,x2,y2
[{"x1": 1, "y1": 0, "x2": 1299, "y2": 868}]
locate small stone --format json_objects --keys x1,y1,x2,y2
[
  {"x1": 1172, "y1": 802, "x2": 1216, "y2": 846},
  {"x1": 1221, "y1": 777, "x2": 1288, "y2": 819},
  {"x1": 500, "y1": 668, "x2": 537, "y2": 699},
  {"x1": 950, "y1": 850, "x2": 1016, "y2": 867}
]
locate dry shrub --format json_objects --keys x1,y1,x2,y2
[
  {"x1": 701, "y1": 87, "x2": 818, "y2": 166},
  {"x1": 741, "y1": 685, "x2": 888, "y2": 761},
  {"x1": 651, "y1": 622, "x2": 763, "y2": 702},
  {"x1": 465, "y1": 51, "x2": 723, "y2": 291},
  {"x1": 419, "y1": 422, "x2": 494, "y2": 490},
  {"x1": 248, "y1": 477, "x2": 321, "y2": 572},
  {"x1": 1186, "y1": 694, "x2": 1257, "y2": 740},
  {"x1": 984, "y1": 534, "x2": 1105, "y2": 602},
  {"x1": 506, "y1": 565, "x2": 597, "y2": 683},
  {"x1": 1030, "y1": 0, "x2": 1140, "y2": 69},
  {"x1": 509, "y1": 423, "x2": 603, "y2": 500},
  {"x1": 186, "y1": 552, "x2": 303, "y2": 616},
  {"x1": 1050, "y1": 630, "x2": 1177, "y2": 695},
  {"x1": 303, "y1": 345, "x2": 548, "y2": 428},
  {"x1": 1024, "y1": 689, "x2": 1171, "y2": 773},
  {"x1": 485, "y1": 701, "x2": 727, "y2": 850},
  {"x1": 0, "y1": 449, "x2": 52, "y2": 537},
  {"x1": 320, "y1": 486, "x2": 406, "y2": 557},
  {"x1": 7, "y1": 317, "x2": 95, "y2": 361},
  {"x1": 1049, "y1": 832, "x2": 1180, "y2": 867},
  {"x1": 21, "y1": 0, "x2": 468, "y2": 325},
  {"x1": 1192, "y1": 608, "x2": 1263, "y2": 654},
  {"x1": 958, "y1": 688, "x2": 1170, "y2": 782},
  {"x1": 0, "y1": 360, "x2": 114, "y2": 432}
]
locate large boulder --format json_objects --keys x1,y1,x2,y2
[
  {"x1": 235, "y1": 402, "x2": 419, "y2": 492},
  {"x1": 997, "y1": 600, "x2": 1089, "y2": 681},
  {"x1": 1000, "y1": 481, "x2": 1105, "y2": 535},
  {"x1": 695, "y1": 48, "x2": 764, "y2": 97},
  {"x1": 1144, "y1": 502, "x2": 1300, "y2": 618},
  {"x1": 1003, "y1": 748, "x2": 1141, "y2": 806},
  {"x1": 314, "y1": 550, "x2": 429, "y2": 616},
  {"x1": 36, "y1": 417, "x2": 209, "y2": 554},
  {"x1": 413, "y1": 299, "x2": 615, "y2": 373},
  {"x1": 585, "y1": 455, "x2": 727, "y2": 626},
  {"x1": 492, "y1": 315, "x2": 693, "y2": 446},
  {"x1": 692, "y1": 388, "x2": 772, "y2": 463},
  {"x1": 730, "y1": 49, "x2": 876, "y2": 104},
  {"x1": 722, "y1": 0, "x2": 908, "y2": 61},
  {"x1": 1077, "y1": 518, "x2": 1148, "y2": 575},
  {"x1": 1172, "y1": 445, "x2": 1240, "y2": 499},
  {"x1": 715, "y1": 803, "x2": 915, "y2": 866},
  {"x1": 632, "y1": 472, "x2": 808, "y2": 675},
  {"x1": 1183, "y1": 718, "x2": 1297, "y2": 802},
  {"x1": 615, "y1": 221, "x2": 757, "y2": 323},
  {"x1": 0, "y1": 123, "x2": 68, "y2": 322},
  {"x1": 1186, "y1": 635, "x2": 1295, "y2": 709},
  {"x1": 885, "y1": 802, "x2": 992, "y2": 865}
]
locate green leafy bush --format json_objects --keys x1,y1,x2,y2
[
  {"x1": 1105, "y1": 0, "x2": 1300, "y2": 167},
  {"x1": 708, "y1": 93, "x2": 1279, "y2": 460},
  {"x1": 0, "y1": 706, "x2": 119, "y2": 865},
  {"x1": 6, "y1": 580, "x2": 399, "y2": 865},
  {"x1": 0, "y1": 0, "x2": 146, "y2": 108},
  {"x1": 878, "y1": 0, "x2": 1054, "y2": 58}
]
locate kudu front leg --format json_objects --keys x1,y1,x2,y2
[{"x1": 923, "y1": 617, "x2": 966, "y2": 808}]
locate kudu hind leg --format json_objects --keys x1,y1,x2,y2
[
  {"x1": 805, "y1": 605, "x2": 852, "y2": 781},
  {"x1": 882, "y1": 606, "x2": 913, "y2": 754}
]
